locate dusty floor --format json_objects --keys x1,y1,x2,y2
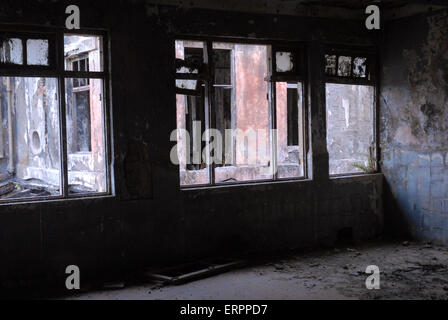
[{"x1": 68, "y1": 241, "x2": 448, "y2": 300}]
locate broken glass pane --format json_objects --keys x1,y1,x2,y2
[
  {"x1": 337, "y1": 56, "x2": 352, "y2": 77},
  {"x1": 212, "y1": 43, "x2": 272, "y2": 184},
  {"x1": 326, "y1": 83, "x2": 375, "y2": 175},
  {"x1": 176, "y1": 92, "x2": 210, "y2": 186},
  {"x1": 175, "y1": 40, "x2": 204, "y2": 66},
  {"x1": 26, "y1": 39, "x2": 49, "y2": 65},
  {"x1": 276, "y1": 82, "x2": 305, "y2": 179},
  {"x1": 64, "y1": 35, "x2": 103, "y2": 71},
  {"x1": 175, "y1": 65, "x2": 199, "y2": 90},
  {"x1": 352, "y1": 57, "x2": 367, "y2": 78},
  {"x1": 212, "y1": 44, "x2": 232, "y2": 168},
  {"x1": 325, "y1": 54, "x2": 337, "y2": 76},
  {"x1": 175, "y1": 40, "x2": 204, "y2": 92},
  {"x1": 0, "y1": 38, "x2": 23, "y2": 65},
  {"x1": 0, "y1": 77, "x2": 61, "y2": 200},
  {"x1": 175, "y1": 79, "x2": 198, "y2": 91},
  {"x1": 65, "y1": 78, "x2": 107, "y2": 194},
  {"x1": 276, "y1": 51, "x2": 294, "y2": 72},
  {"x1": 213, "y1": 48, "x2": 231, "y2": 85}
]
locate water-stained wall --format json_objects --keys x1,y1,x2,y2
[{"x1": 380, "y1": 10, "x2": 448, "y2": 242}]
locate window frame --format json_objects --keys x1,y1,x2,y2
[
  {"x1": 0, "y1": 26, "x2": 113, "y2": 204},
  {"x1": 324, "y1": 45, "x2": 379, "y2": 178},
  {"x1": 175, "y1": 37, "x2": 308, "y2": 188}
]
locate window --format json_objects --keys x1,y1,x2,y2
[
  {"x1": 67, "y1": 55, "x2": 92, "y2": 153},
  {"x1": 276, "y1": 82, "x2": 305, "y2": 178},
  {"x1": 0, "y1": 30, "x2": 111, "y2": 202},
  {"x1": 174, "y1": 40, "x2": 306, "y2": 187},
  {"x1": 324, "y1": 49, "x2": 376, "y2": 176}
]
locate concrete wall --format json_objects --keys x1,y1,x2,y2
[
  {"x1": 327, "y1": 83, "x2": 375, "y2": 175},
  {"x1": 0, "y1": 0, "x2": 383, "y2": 291},
  {"x1": 380, "y1": 10, "x2": 448, "y2": 242},
  {"x1": 15, "y1": 77, "x2": 61, "y2": 187}
]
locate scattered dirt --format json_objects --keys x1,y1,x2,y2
[
  {"x1": 258, "y1": 240, "x2": 448, "y2": 300},
  {"x1": 68, "y1": 241, "x2": 448, "y2": 300}
]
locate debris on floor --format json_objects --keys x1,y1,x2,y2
[
  {"x1": 68, "y1": 241, "x2": 448, "y2": 300},
  {"x1": 145, "y1": 258, "x2": 246, "y2": 285}
]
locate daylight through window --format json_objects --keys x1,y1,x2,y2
[
  {"x1": 175, "y1": 40, "x2": 306, "y2": 187},
  {"x1": 0, "y1": 31, "x2": 110, "y2": 201}
]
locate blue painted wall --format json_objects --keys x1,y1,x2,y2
[{"x1": 380, "y1": 10, "x2": 448, "y2": 243}]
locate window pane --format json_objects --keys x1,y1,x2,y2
[
  {"x1": 26, "y1": 39, "x2": 49, "y2": 66},
  {"x1": 0, "y1": 38, "x2": 23, "y2": 65},
  {"x1": 65, "y1": 78, "x2": 106, "y2": 194},
  {"x1": 326, "y1": 83, "x2": 375, "y2": 175},
  {"x1": 212, "y1": 43, "x2": 272, "y2": 184},
  {"x1": 0, "y1": 77, "x2": 61, "y2": 200},
  {"x1": 175, "y1": 40, "x2": 209, "y2": 186},
  {"x1": 353, "y1": 57, "x2": 367, "y2": 78},
  {"x1": 337, "y1": 56, "x2": 352, "y2": 77},
  {"x1": 276, "y1": 51, "x2": 294, "y2": 72},
  {"x1": 276, "y1": 82, "x2": 305, "y2": 179},
  {"x1": 212, "y1": 45, "x2": 232, "y2": 168},
  {"x1": 176, "y1": 92, "x2": 210, "y2": 186},
  {"x1": 175, "y1": 40, "x2": 204, "y2": 92},
  {"x1": 64, "y1": 35, "x2": 103, "y2": 72},
  {"x1": 176, "y1": 78, "x2": 198, "y2": 91},
  {"x1": 325, "y1": 54, "x2": 337, "y2": 76}
]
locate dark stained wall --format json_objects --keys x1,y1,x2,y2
[
  {"x1": 0, "y1": 0, "x2": 383, "y2": 292},
  {"x1": 380, "y1": 10, "x2": 448, "y2": 242}
]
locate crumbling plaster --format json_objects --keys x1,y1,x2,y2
[{"x1": 380, "y1": 10, "x2": 448, "y2": 242}]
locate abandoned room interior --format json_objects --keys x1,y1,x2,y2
[{"x1": 0, "y1": 0, "x2": 448, "y2": 301}]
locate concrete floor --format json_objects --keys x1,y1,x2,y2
[{"x1": 67, "y1": 241, "x2": 448, "y2": 300}]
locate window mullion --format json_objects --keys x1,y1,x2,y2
[
  {"x1": 269, "y1": 46, "x2": 278, "y2": 181},
  {"x1": 204, "y1": 40, "x2": 215, "y2": 185},
  {"x1": 57, "y1": 31, "x2": 69, "y2": 197},
  {"x1": 59, "y1": 77, "x2": 68, "y2": 197},
  {"x1": 270, "y1": 79, "x2": 278, "y2": 181}
]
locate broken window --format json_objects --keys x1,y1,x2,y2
[
  {"x1": 352, "y1": 57, "x2": 367, "y2": 78},
  {"x1": 64, "y1": 35, "x2": 107, "y2": 194},
  {"x1": 337, "y1": 56, "x2": 352, "y2": 77},
  {"x1": 0, "y1": 38, "x2": 23, "y2": 65},
  {"x1": 174, "y1": 40, "x2": 306, "y2": 187},
  {"x1": 64, "y1": 35, "x2": 103, "y2": 72},
  {"x1": 213, "y1": 43, "x2": 272, "y2": 184},
  {"x1": 326, "y1": 84, "x2": 375, "y2": 175},
  {"x1": 324, "y1": 52, "x2": 370, "y2": 80},
  {"x1": 324, "y1": 54, "x2": 337, "y2": 76},
  {"x1": 276, "y1": 82, "x2": 305, "y2": 179},
  {"x1": 175, "y1": 41, "x2": 209, "y2": 186},
  {"x1": 325, "y1": 49, "x2": 376, "y2": 176},
  {"x1": 175, "y1": 40, "x2": 205, "y2": 96},
  {"x1": 0, "y1": 76, "x2": 61, "y2": 199},
  {"x1": 0, "y1": 31, "x2": 111, "y2": 202},
  {"x1": 65, "y1": 77, "x2": 106, "y2": 193},
  {"x1": 276, "y1": 51, "x2": 294, "y2": 72}
]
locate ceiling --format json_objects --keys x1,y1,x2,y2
[{"x1": 146, "y1": 0, "x2": 448, "y2": 20}]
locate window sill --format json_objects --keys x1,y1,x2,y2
[
  {"x1": 180, "y1": 177, "x2": 311, "y2": 192},
  {"x1": 330, "y1": 172, "x2": 382, "y2": 181},
  {"x1": 0, "y1": 193, "x2": 115, "y2": 207},
  {"x1": 180, "y1": 173, "x2": 383, "y2": 192}
]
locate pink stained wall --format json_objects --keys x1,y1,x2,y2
[{"x1": 234, "y1": 44, "x2": 270, "y2": 166}]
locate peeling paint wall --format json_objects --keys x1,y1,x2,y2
[{"x1": 380, "y1": 10, "x2": 448, "y2": 242}]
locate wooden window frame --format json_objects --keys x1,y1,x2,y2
[
  {"x1": 324, "y1": 45, "x2": 379, "y2": 178},
  {"x1": 0, "y1": 26, "x2": 113, "y2": 204},
  {"x1": 175, "y1": 37, "x2": 308, "y2": 188}
]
